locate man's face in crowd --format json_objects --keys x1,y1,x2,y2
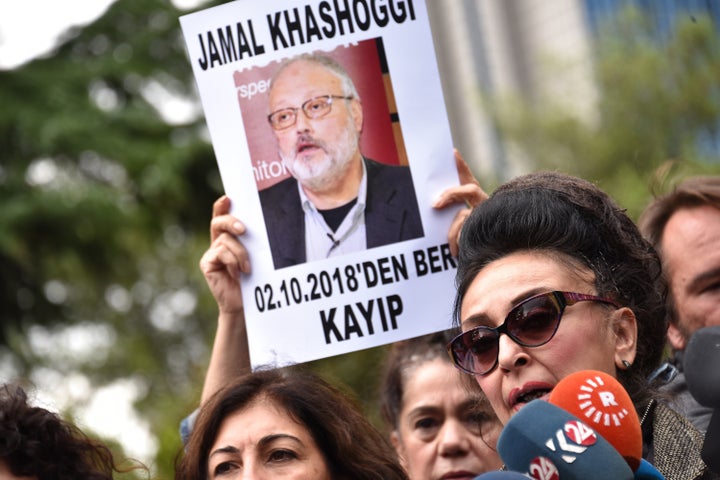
[
  {"x1": 662, "y1": 204, "x2": 720, "y2": 350},
  {"x1": 268, "y1": 60, "x2": 363, "y2": 193}
]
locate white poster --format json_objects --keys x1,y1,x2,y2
[{"x1": 180, "y1": 0, "x2": 461, "y2": 368}]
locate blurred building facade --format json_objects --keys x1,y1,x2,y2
[{"x1": 427, "y1": 0, "x2": 720, "y2": 181}]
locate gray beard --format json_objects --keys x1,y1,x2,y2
[{"x1": 281, "y1": 127, "x2": 360, "y2": 193}]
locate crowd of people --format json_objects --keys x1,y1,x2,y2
[
  {"x1": 175, "y1": 166, "x2": 720, "y2": 479},
  {"x1": 3, "y1": 49, "x2": 720, "y2": 480}
]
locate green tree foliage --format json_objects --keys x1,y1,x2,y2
[
  {"x1": 486, "y1": 7, "x2": 720, "y2": 217},
  {"x1": 0, "y1": 0, "x2": 226, "y2": 476},
  {"x1": 0, "y1": 1, "x2": 390, "y2": 476}
]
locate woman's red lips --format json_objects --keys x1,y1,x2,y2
[
  {"x1": 440, "y1": 471, "x2": 476, "y2": 480},
  {"x1": 509, "y1": 381, "x2": 554, "y2": 409}
]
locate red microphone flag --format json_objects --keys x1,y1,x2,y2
[{"x1": 549, "y1": 370, "x2": 642, "y2": 471}]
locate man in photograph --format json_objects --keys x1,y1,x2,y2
[{"x1": 259, "y1": 53, "x2": 424, "y2": 269}]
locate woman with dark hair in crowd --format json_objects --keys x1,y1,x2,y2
[
  {"x1": 447, "y1": 172, "x2": 714, "y2": 479},
  {"x1": 175, "y1": 368, "x2": 408, "y2": 480},
  {"x1": 379, "y1": 329, "x2": 502, "y2": 479},
  {"x1": 0, "y1": 383, "x2": 143, "y2": 480}
]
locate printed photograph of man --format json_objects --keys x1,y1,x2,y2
[{"x1": 260, "y1": 53, "x2": 424, "y2": 269}]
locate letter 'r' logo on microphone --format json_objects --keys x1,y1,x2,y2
[
  {"x1": 529, "y1": 456, "x2": 560, "y2": 480},
  {"x1": 575, "y1": 375, "x2": 631, "y2": 427}
]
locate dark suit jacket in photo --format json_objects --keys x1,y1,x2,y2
[{"x1": 259, "y1": 158, "x2": 424, "y2": 269}]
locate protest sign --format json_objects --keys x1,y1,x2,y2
[{"x1": 180, "y1": 0, "x2": 461, "y2": 368}]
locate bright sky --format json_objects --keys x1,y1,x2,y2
[
  {"x1": 0, "y1": 0, "x2": 205, "y2": 69},
  {"x1": 0, "y1": 1, "x2": 117, "y2": 69}
]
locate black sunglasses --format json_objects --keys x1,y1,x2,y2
[{"x1": 447, "y1": 291, "x2": 619, "y2": 375}]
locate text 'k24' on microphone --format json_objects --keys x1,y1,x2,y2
[
  {"x1": 548, "y1": 370, "x2": 642, "y2": 471},
  {"x1": 684, "y1": 325, "x2": 720, "y2": 474},
  {"x1": 497, "y1": 399, "x2": 634, "y2": 479}
]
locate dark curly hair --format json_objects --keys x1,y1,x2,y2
[
  {"x1": 176, "y1": 368, "x2": 409, "y2": 480},
  {"x1": 452, "y1": 171, "x2": 668, "y2": 410},
  {"x1": 0, "y1": 383, "x2": 140, "y2": 480}
]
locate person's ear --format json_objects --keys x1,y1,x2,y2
[
  {"x1": 390, "y1": 430, "x2": 407, "y2": 469},
  {"x1": 667, "y1": 322, "x2": 687, "y2": 350},
  {"x1": 350, "y1": 98, "x2": 363, "y2": 133},
  {"x1": 612, "y1": 307, "x2": 638, "y2": 369}
]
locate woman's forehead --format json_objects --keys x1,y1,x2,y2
[{"x1": 460, "y1": 251, "x2": 595, "y2": 320}]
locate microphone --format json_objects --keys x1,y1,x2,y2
[
  {"x1": 634, "y1": 459, "x2": 665, "y2": 479},
  {"x1": 684, "y1": 326, "x2": 720, "y2": 474},
  {"x1": 474, "y1": 472, "x2": 531, "y2": 479},
  {"x1": 548, "y1": 370, "x2": 642, "y2": 471},
  {"x1": 684, "y1": 325, "x2": 720, "y2": 408},
  {"x1": 497, "y1": 400, "x2": 634, "y2": 479}
]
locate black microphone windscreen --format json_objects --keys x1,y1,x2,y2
[{"x1": 684, "y1": 325, "x2": 720, "y2": 408}]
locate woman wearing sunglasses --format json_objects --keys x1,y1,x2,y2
[{"x1": 447, "y1": 172, "x2": 713, "y2": 479}]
